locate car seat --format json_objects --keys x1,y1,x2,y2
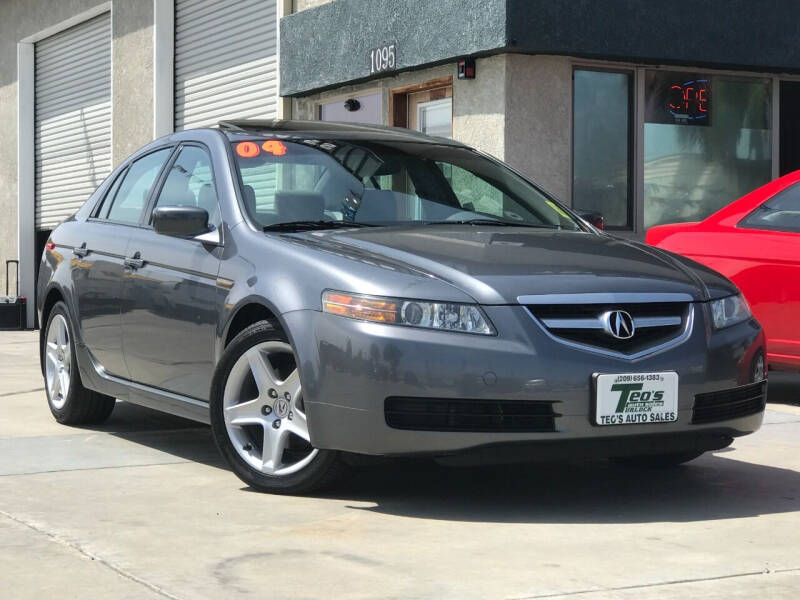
[
  {"x1": 275, "y1": 191, "x2": 325, "y2": 222},
  {"x1": 354, "y1": 189, "x2": 404, "y2": 223}
]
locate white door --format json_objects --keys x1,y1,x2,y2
[
  {"x1": 174, "y1": 0, "x2": 279, "y2": 130},
  {"x1": 34, "y1": 13, "x2": 111, "y2": 230}
]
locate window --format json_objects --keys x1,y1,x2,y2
[
  {"x1": 740, "y1": 183, "x2": 800, "y2": 233},
  {"x1": 390, "y1": 77, "x2": 453, "y2": 136},
  {"x1": 644, "y1": 73, "x2": 772, "y2": 228},
  {"x1": 440, "y1": 163, "x2": 544, "y2": 221},
  {"x1": 572, "y1": 69, "x2": 633, "y2": 229},
  {"x1": 93, "y1": 168, "x2": 126, "y2": 218},
  {"x1": 104, "y1": 149, "x2": 171, "y2": 224},
  {"x1": 416, "y1": 98, "x2": 453, "y2": 138},
  {"x1": 231, "y1": 139, "x2": 581, "y2": 231},
  {"x1": 237, "y1": 159, "x2": 325, "y2": 216},
  {"x1": 153, "y1": 146, "x2": 219, "y2": 226}
]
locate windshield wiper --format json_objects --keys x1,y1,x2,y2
[
  {"x1": 423, "y1": 219, "x2": 560, "y2": 229},
  {"x1": 263, "y1": 220, "x2": 376, "y2": 232}
]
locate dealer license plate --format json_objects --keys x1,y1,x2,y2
[{"x1": 595, "y1": 372, "x2": 678, "y2": 426}]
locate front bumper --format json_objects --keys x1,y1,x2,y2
[{"x1": 284, "y1": 304, "x2": 766, "y2": 457}]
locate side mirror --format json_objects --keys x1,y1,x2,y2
[
  {"x1": 152, "y1": 206, "x2": 210, "y2": 238},
  {"x1": 576, "y1": 210, "x2": 604, "y2": 230}
]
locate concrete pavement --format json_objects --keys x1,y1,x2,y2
[{"x1": 1, "y1": 330, "x2": 799, "y2": 599}]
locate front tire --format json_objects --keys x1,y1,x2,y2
[
  {"x1": 210, "y1": 321, "x2": 345, "y2": 494},
  {"x1": 43, "y1": 302, "x2": 116, "y2": 425}
]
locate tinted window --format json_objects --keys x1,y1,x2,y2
[
  {"x1": 573, "y1": 69, "x2": 633, "y2": 229},
  {"x1": 740, "y1": 182, "x2": 800, "y2": 233},
  {"x1": 104, "y1": 149, "x2": 171, "y2": 224},
  {"x1": 153, "y1": 146, "x2": 219, "y2": 226},
  {"x1": 231, "y1": 139, "x2": 580, "y2": 230},
  {"x1": 644, "y1": 74, "x2": 772, "y2": 228},
  {"x1": 94, "y1": 168, "x2": 127, "y2": 218}
]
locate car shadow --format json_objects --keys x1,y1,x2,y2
[
  {"x1": 767, "y1": 371, "x2": 800, "y2": 406},
  {"x1": 86, "y1": 403, "x2": 800, "y2": 525},
  {"x1": 314, "y1": 453, "x2": 800, "y2": 524},
  {"x1": 77, "y1": 400, "x2": 226, "y2": 469}
]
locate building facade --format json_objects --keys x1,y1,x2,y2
[{"x1": 1, "y1": 0, "x2": 799, "y2": 327}]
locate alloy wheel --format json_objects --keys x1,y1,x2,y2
[
  {"x1": 45, "y1": 314, "x2": 71, "y2": 409},
  {"x1": 222, "y1": 341, "x2": 317, "y2": 476}
]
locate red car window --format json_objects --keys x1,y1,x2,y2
[{"x1": 739, "y1": 181, "x2": 800, "y2": 234}]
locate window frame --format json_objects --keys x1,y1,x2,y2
[
  {"x1": 571, "y1": 66, "x2": 635, "y2": 231},
  {"x1": 142, "y1": 141, "x2": 222, "y2": 231},
  {"x1": 89, "y1": 145, "x2": 176, "y2": 227},
  {"x1": 416, "y1": 97, "x2": 453, "y2": 139}
]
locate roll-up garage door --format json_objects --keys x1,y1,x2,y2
[
  {"x1": 174, "y1": 0, "x2": 278, "y2": 130},
  {"x1": 34, "y1": 14, "x2": 111, "y2": 230}
]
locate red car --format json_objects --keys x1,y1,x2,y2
[{"x1": 647, "y1": 171, "x2": 800, "y2": 373}]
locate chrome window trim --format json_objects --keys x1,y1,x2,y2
[{"x1": 526, "y1": 304, "x2": 695, "y2": 360}]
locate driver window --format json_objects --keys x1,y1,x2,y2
[{"x1": 153, "y1": 146, "x2": 220, "y2": 227}]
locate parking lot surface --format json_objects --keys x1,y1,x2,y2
[{"x1": 1, "y1": 330, "x2": 799, "y2": 599}]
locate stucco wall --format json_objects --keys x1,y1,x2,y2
[
  {"x1": 110, "y1": 0, "x2": 154, "y2": 165},
  {"x1": 291, "y1": 54, "x2": 577, "y2": 201},
  {"x1": 293, "y1": 56, "x2": 506, "y2": 161},
  {"x1": 503, "y1": 54, "x2": 572, "y2": 203},
  {"x1": 0, "y1": 0, "x2": 154, "y2": 303},
  {"x1": 281, "y1": 0, "x2": 507, "y2": 96}
]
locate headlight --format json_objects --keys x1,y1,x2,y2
[
  {"x1": 322, "y1": 291, "x2": 495, "y2": 335},
  {"x1": 710, "y1": 294, "x2": 751, "y2": 330}
]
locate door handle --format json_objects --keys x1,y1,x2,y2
[
  {"x1": 124, "y1": 252, "x2": 145, "y2": 270},
  {"x1": 73, "y1": 243, "x2": 89, "y2": 258}
]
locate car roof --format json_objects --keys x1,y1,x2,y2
[{"x1": 215, "y1": 119, "x2": 467, "y2": 147}]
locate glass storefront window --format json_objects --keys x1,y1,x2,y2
[
  {"x1": 573, "y1": 69, "x2": 633, "y2": 229},
  {"x1": 644, "y1": 72, "x2": 772, "y2": 229}
]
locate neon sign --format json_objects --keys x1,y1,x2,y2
[
  {"x1": 668, "y1": 79, "x2": 709, "y2": 123},
  {"x1": 645, "y1": 72, "x2": 711, "y2": 127}
]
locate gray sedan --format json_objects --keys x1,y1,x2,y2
[{"x1": 37, "y1": 120, "x2": 767, "y2": 493}]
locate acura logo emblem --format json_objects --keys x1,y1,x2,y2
[
  {"x1": 601, "y1": 310, "x2": 636, "y2": 340},
  {"x1": 274, "y1": 398, "x2": 290, "y2": 418}
]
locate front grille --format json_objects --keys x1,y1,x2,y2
[
  {"x1": 692, "y1": 381, "x2": 767, "y2": 424},
  {"x1": 385, "y1": 397, "x2": 558, "y2": 432},
  {"x1": 526, "y1": 302, "x2": 689, "y2": 355}
]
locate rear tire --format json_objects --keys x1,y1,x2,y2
[
  {"x1": 610, "y1": 450, "x2": 704, "y2": 468},
  {"x1": 43, "y1": 302, "x2": 116, "y2": 425},
  {"x1": 210, "y1": 320, "x2": 347, "y2": 494}
]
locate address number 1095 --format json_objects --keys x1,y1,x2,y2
[{"x1": 369, "y1": 43, "x2": 396, "y2": 75}]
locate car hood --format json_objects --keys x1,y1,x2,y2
[{"x1": 286, "y1": 226, "x2": 738, "y2": 305}]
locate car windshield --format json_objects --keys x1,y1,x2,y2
[{"x1": 230, "y1": 138, "x2": 582, "y2": 231}]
